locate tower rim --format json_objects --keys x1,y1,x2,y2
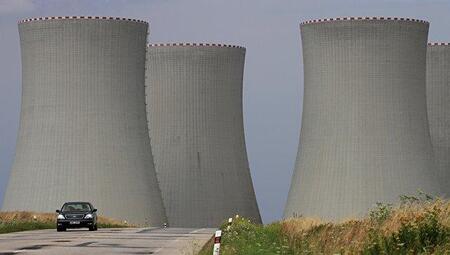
[
  {"x1": 300, "y1": 17, "x2": 429, "y2": 26},
  {"x1": 147, "y1": 43, "x2": 245, "y2": 50},
  {"x1": 428, "y1": 42, "x2": 450, "y2": 46},
  {"x1": 18, "y1": 16, "x2": 148, "y2": 25}
]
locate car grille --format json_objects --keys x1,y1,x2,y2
[{"x1": 65, "y1": 214, "x2": 84, "y2": 220}]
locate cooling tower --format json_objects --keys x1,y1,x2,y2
[
  {"x1": 284, "y1": 17, "x2": 441, "y2": 221},
  {"x1": 427, "y1": 43, "x2": 450, "y2": 197},
  {"x1": 145, "y1": 43, "x2": 261, "y2": 227},
  {"x1": 3, "y1": 16, "x2": 167, "y2": 226}
]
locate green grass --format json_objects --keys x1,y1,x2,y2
[
  {"x1": 220, "y1": 217, "x2": 292, "y2": 255},
  {"x1": 0, "y1": 220, "x2": 131, "y2": 234},
  {"x1": 198, "y1": 217, "x2": 292, "y2": 255},
  {"x1": 0, "y1": 211, "x2": 133, "y2": 234},
  {"x1": 97, "y1": 222, "x2": 131, "y2": 228},
  {"x1": 0, "y1": 221, "x2": 55, "y2": 234},
  {"x1": 199, "y1": 195, "x2": 450, "y2": 255},
  {"x1": 363, "y1": 205, "x2": 450, "y2": 254}
]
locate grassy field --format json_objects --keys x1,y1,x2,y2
[
  {"x1": 199, "y1": 194, "x2": 450, "y2": 254},
  {"x1": 0, "y1": 211, "x2": 133, "y2": 234}
]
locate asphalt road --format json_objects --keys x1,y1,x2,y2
[{"x1": 0, "y1": 227, "x2": 215, "y2": 254}]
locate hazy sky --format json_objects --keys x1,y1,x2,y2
[{"x1": 1, "y1": 0, "x2": 450, "y2": 223}]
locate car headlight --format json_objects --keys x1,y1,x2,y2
[
  {"x1": 57, "y1": 214, "x2": 65, "y2": 220},
  {"x1": 84, "y1": 214, "x2": 93, "y2": 219}
]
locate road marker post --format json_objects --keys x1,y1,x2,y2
[{"x1": 212, "y1": 230, "x2": 222, "y2": 255}]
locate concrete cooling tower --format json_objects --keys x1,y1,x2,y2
[
  {"x1": 284, "y1": 17, "x2": 441, "y2": 221},
  {"x1": 427, "y1": 43, "x2": 450, "y2": 197},
  {"x1": 3, "y1": 16, "x2": 167, "y2": 226},
  {"x1": 146, "y1": 43, "x2": 261, "y2": 227}
]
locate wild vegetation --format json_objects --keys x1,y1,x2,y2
[
  {"x1": 199, "y1": 193, "x2": 450, "y2": 254},
  {"x1": 0, "y1": 211, "x2": 132, "y2": 233}
]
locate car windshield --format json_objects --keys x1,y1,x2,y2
[{"x1": 62, "y1": 203, "x2": 91, "y2": 212}]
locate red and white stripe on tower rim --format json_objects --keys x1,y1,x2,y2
[
  {"x1": 18, "y1": 16, "x2": 148, "y2": 24},
  {"x1": 428, "y1": 42, "x2": 450, "y2": 46},
  {"x1": 147, "y1": 42, "x2": 245, "y2": 50},
  {"x1": 300, "y1": 17, "x2": 429, "y2": 25}
]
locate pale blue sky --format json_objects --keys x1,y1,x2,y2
[{"x1": 1, "y1": 0, "x2": 449, "y2": 223}]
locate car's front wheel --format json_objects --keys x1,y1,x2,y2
[
  {"x1": 89, "y1": 225, "x2": 97, "y2": 231},
  {"x1": 57, "y1": 227, "x2": 66, "y2": 232}
]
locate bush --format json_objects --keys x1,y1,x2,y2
[
  {"x1": 369, "y1": 202, "x2": 393, "y2": 224},
  {"x1": 210, "y1": 216, "x2": 292, "y2": 255},
  {"x1": 364, "y1": 202, "x2": 450, "y2": 254},
  {"x1": 199, "y1": 196, "x2": 450, "y2": 255}
]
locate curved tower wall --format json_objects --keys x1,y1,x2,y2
[
  {"x1": 146, "y1": 43, "x2": 261, "y2": 227},
  {"x1": 3, "y1": 16, "x2": 167, "y2": 226},
  {"x1": 285, "y1": 17, "x2": 441, "y2": 221},
  {"x1": 427, "y1": 43, "x2": 450, "y2": 197}
]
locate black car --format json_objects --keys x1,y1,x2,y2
[{"x1": 56, "y1": 202, "x2": 98, "y2": 231}]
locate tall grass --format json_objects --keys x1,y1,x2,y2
[
  {"x1": 0, "y1": 211, "x2": 133, "y2": 234},
  {"x1": 199, "y1": 195, "x2": 450, "y2": 254},
  {"x1": 197, "y1": 217, "x2": 292, "y2": 255}
]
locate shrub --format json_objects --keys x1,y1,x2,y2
[
  {"x1": 369, "y1": 202, "x2": 393, "y2": 225},
  {"x1": 364, "y1": 201, "x2": 449, "y2": 254},
  {"x1": 199, "y1": 197, "x2": 450, "y2": 255},
  {"x1": 215, "y1": 216, "x2": 292, "y2": 255}
]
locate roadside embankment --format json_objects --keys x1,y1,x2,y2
[
  {"x1": 0, "y1": 211, "x2": 132, "y2": 233},
  {"x1": 199, "y1": 194, "x2": 450, "y2": 254}
]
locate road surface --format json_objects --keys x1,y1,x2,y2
[{"x1": 0, "y1": 227, "x2": 215, "y2": 254}]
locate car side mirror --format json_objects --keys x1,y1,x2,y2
[
  {"x1": 56, "y1": 209, "x2": 60, "y2": 213},
  {"x1": 93, "y1": 208, "x2": 97, "y2": 212}
]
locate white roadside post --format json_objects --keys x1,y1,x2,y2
[{"x1": 212, "y1": 230, "x2": 222, "y2": 255}]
